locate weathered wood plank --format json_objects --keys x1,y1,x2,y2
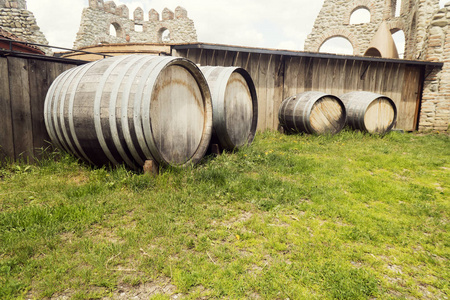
[
  {"x1": 198, "y1": 48, "x2": 206, "y2": 66},
  {"x1": 29, "y1": 59, "x2": 52, "y2": 156},
  {"x1": 369, "y1": 61, "x2": 380, "y2": 93},
  {"x1": 380, "y1": 62, "x2": 394, "y2": 97},
  {"x1": 273, "y1": 56, "x2": 284, "y2": 129},
  {"x1": 209, "y1": 49, "x2": 217, "y2": 66},
  {"x1": 222, "y1": 51, "x2": 229, "y2": 66},
  {"x1": 374, "y1": 62, "x2": 386, "y2": 94},
  {"x1": 265, "y1": 55, "x2": 275, "y2": 130},
  {"x1": 282, "y1": 56, "x2": 295, "y2": 100},
  {"x1": 187, "y1": 48, "x2": 201, "y2": 64},
  {"x1": 8, "y1": 56, "x2": 33, "y2": 161},
  {"x1": 361, "y1": 62, "x2": 370, "y2": 92},
  {"x1": 296, "y1": 56, "x2": 307, "y2": 95},
  {"x1": 224, "y1": 51, "x2": 236, "y2": 67},
  {"x1": 311, "y1": 57, "x2": 323, "y2": 91},
  {"x1": 304, "y1": 57, "x2": 313, "y2": 91},
  {"x1": 323, "y1": 58, "x2": 333, "y2": 94},
  {"x1": 412, "y1": 67, "x2": 424, "y2": 131},
  {"x1": 392, "y1": 65, "x2": 405, "y2": 129},
  {"x1": 343, "y1": 60, "x2": 357, "y2": 94},
  {"x1": 0, "y1": 57, "x2": 14, "y2": 162},
  {"x1": 399, "y1": 65, "x2": 421, "y2": 131},
  {"x1": 253, "y1": 54, "x2": 266, "y2": 130},
  {"x1": 334, "y1": 59, "x2": 347, "y2": 97}
]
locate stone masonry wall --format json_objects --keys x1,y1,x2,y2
[
  {"x1": 305, "y1": 0, "x2": 439, "y2": 60},
  {"x1": 74, "y1": 0, "x2": 197, "y2": 49},
  {"x1": 419, "y1": 3, "x2": 450, "y2": 131},
  {"x1": 304, "y1": 0, "x2": 384, "y2": 56},
  {"x1": 0, "y1": 0, "x2": 51, "y2": 54}
]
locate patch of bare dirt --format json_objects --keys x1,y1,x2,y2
[
  {"x1": 48, "y1": 278, "x2": 179, "y2": 300},
  {"x1": 103, "y1": 278, "x2": 179, "y2": 299}
]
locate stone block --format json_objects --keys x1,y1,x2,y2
[
  {"x1": 104, "y1": 1, "x2": 116, "y2": 14},
  {"x1": 162, "y1": 8, "x2": 174, "y2": 20},
  {"x1": 431, "y1": 19, "x2": 448, "y2": 27},
  {"x1": 116, "y1": 5, "x2": 128, "y2": 18},
  {"x1": 133, "y1": 7, "x2": 143, "y2": 21},
  {"x1": 432, "y1": 13, "x2": 446, "y2": 20},
  {"x1": 149, "y1": 9, "x2": 159, "y2": 21},
  {"x1": 175, "y1": 6, "x2": 187, "y2": 19},
  {"x1": 89, "y1": 0, "x2": 104, "y2": 10}
]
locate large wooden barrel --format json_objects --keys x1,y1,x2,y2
[
  {"x1": 340, "y1": 91, "x2": 397, "y2": 134},
  {"x1": 200, "y1": 66, "x2": 258, "y2": 150},
  {"x1": 278, "y1": 91, "x2": 346, "y2": 134},
  {"x1": 44, "y1": 54, "x2": 213, "y2": 170}
]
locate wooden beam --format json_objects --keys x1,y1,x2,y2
[
  {"x1": 8, "y1": 57, "x2": 33, "y2": 162},
  {"x1": 0, "y1": 57, "x2": 14, "y2": 162}
]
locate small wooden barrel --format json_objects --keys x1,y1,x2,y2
[
  {"x1": 278, "y1": 91, "x2": 346, "y2": 134},
  {"x1": 200, "y1": 66, "x2": 258, "y2": 150},
  {"x1": 340, "y1": 91, "x2": 397, "y2": 134},
  {"x1": 44, "y1": 54, "x2": 212, "y2": 170}
]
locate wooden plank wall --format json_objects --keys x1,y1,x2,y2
[
  {"x1": 172, "y1": 48, "x2": 424, "y2": 132},
  {"x1": 0, "y1": 56, "x2": 77, "y2": 163}
]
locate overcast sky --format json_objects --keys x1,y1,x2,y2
[{"x1": 27, "y1": 0, "x2": 449, "y2": 53}]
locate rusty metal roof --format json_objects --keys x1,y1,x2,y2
[{"x1": 0, "y1": 28, "x2": 45, "y2": 54}]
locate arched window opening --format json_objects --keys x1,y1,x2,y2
[
  {"x1": 319, "y1": 37, "x2": 353, "y2": 55},
  {"x1": 364, "y1": 48, "x2": 382, "y2": 57},
  {"x1": 350, "y1": 8, "x2": 371, "y2": 24},
  {"x1": 161, "y1": 29, "x2": 171, "y2": 43},
  {"x1": 109, "y1": 22, "x2": 122, "y2": 37},
  {"x1": 391, "y1": 29, "x2": 405, "y2": 58},
  {"x1": 109, "y1": 24, "x2": 116, "y2": 36}
]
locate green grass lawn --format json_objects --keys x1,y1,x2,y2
[{"x1": 0, "y1": 130, "x2": 449, "y2": 299}]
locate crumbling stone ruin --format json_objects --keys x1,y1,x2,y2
[
  {"x1": 0, "y1": 0, "x2": 50, "y2": 54},
  {"x1": 305, "y1": 0, "x2": 441, "y2": 59},
  {"x1": 418, "y1": 3, "x2": 450, "y2": 132},
  {"x1": 306, "y1": 0, "x2": 450, "y2": 131},
  {"x1": 73, "y1": 0, "x2": 197, "y2": 49}
]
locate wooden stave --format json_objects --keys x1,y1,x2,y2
[
  {"x1": 278, "y1": 91, "x2": 346, "y2": 134},
  {"x1": 200, "y1": 66, "x2": 258, "y2": 150},
  {"x1": 44, "y1": 54, "x2": 213, "y2": 170},
  {"x1": 340, "y1": 91, "x2": 397, "y2": 134}
]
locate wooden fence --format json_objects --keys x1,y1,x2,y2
[
  {"x1": 172, "y1": 44, "x2": 442, "y2": 132},
  {"x1": 0, "y1": 55, "x2": 82, "y2": 162}
]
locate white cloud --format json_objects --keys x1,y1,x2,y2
[
  {"x1": 23, "y1": 0, "x2": 450, "y2": 51},
  {"x1": 276, "y1": 40, "x2": 299, "y2": 51},
  {"x1": 27, "y1": 0, "x2": 85, "y2": 49},
  {"x1": 27, "y1": 0, "x2": 324, "y2": 50}
]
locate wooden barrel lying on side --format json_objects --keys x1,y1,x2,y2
[
  {"x1": 278, "y1": 91, "x2": 346, "y2": 134},
  {"x1": 340, "y1": 91, "x2": 397, "y2": 134},
  {"x1": 44, "y1": 54, "x2": 213, "y2": 170},
  {"x1": 200, "y1": 66, "x2": 258, "y2": 150}
]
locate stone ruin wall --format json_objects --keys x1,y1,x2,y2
[
  {"x1": 305, "y1": 0, "x2": 450, "y2": 132},
  {"x1": 419, "y1": 3, "x2": 450, "y2": 132},
  {"x1": 304, "y1": 0, "x2": 439, "y2": 59},
  {"x1": 0, "y1": 0, "x2": 51, "y2": 54},
  {"x1": 304, "y1": 0, "x2": 383, "y2": 56},
  {"x1": 74, "y1": 0, "x2": 197, "y2": 49}
]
